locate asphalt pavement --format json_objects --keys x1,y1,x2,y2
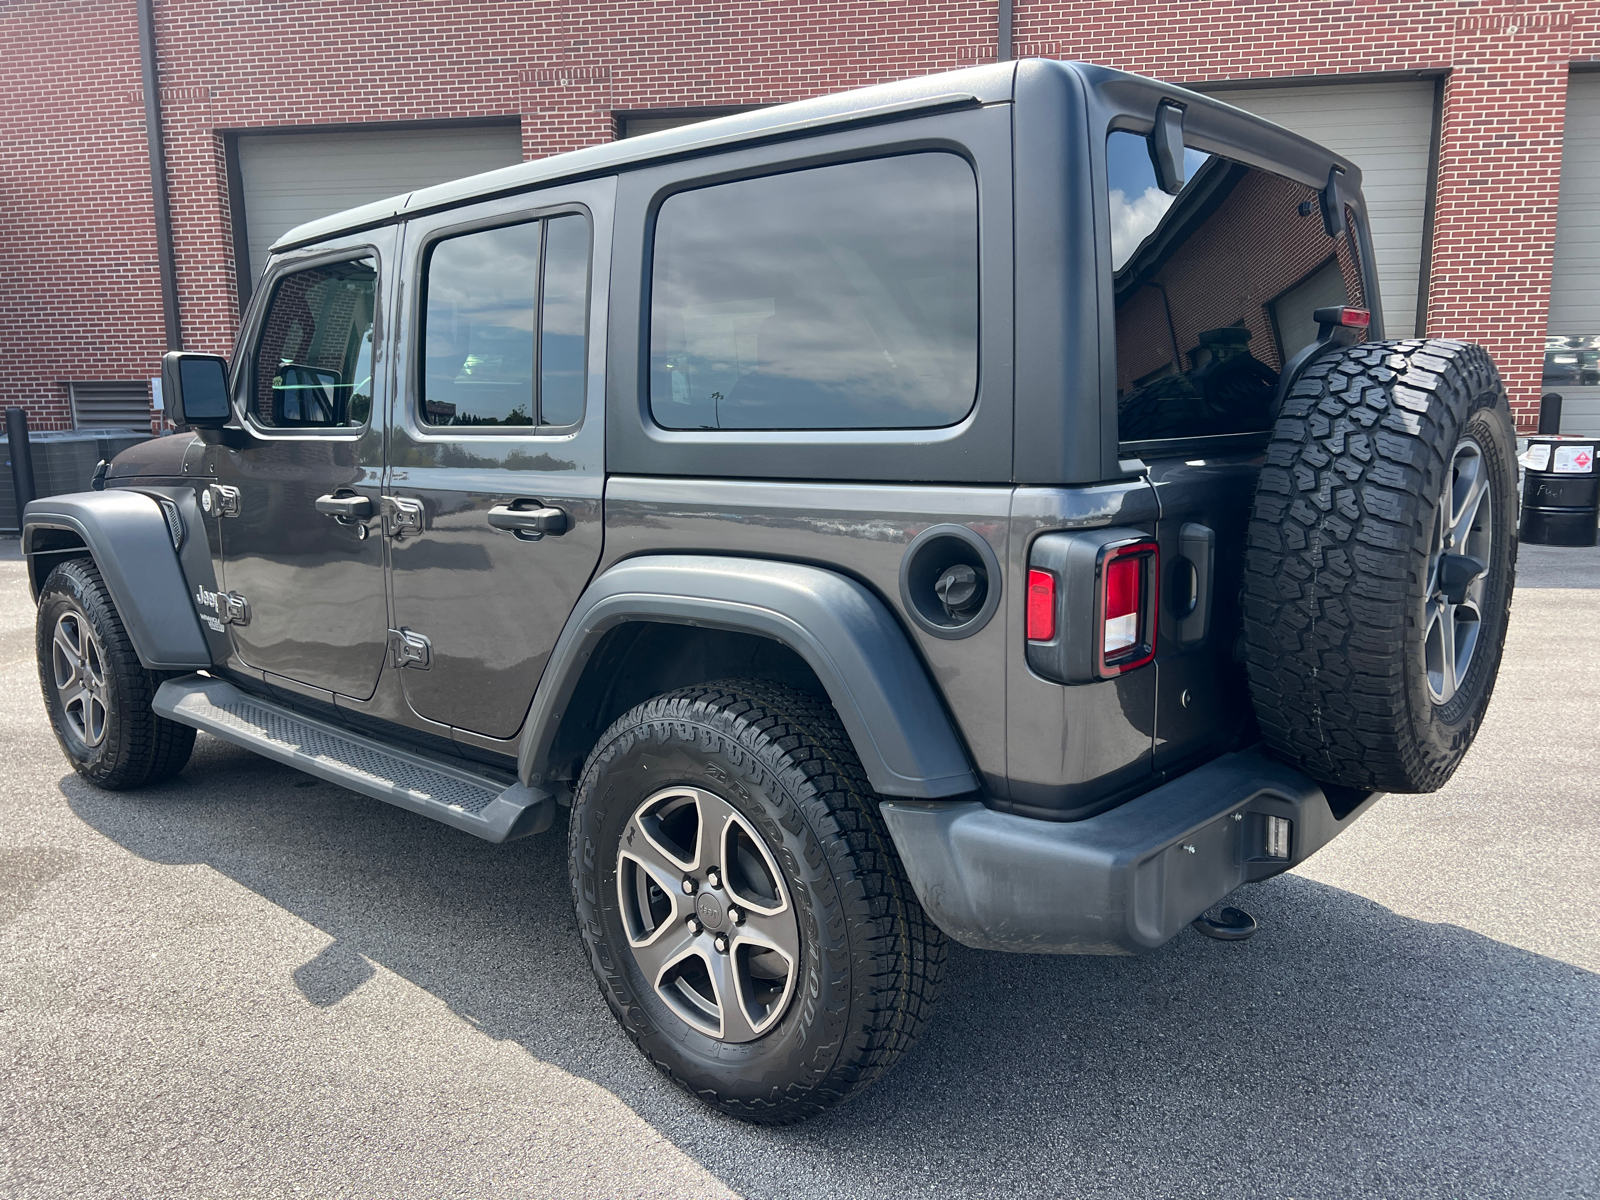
[{"x1": 1, "y1": 535, "x2": 1596, "y2": 1199}]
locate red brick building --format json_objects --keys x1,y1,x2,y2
[{"x1": 1, "y1": 0, "x2": 1597, "y2": 434}]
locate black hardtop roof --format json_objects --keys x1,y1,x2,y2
[{"x1": 270, "y1": 59, "x2": 1359, "y2": 255}]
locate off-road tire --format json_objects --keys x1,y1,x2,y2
[
  {"x1": 36, "y1": 558, "x2": 196, "y2": 790},
  {"x1": 1242, "y1": 339, "x2": 1518, "y2": 793},
  {"x1": 569, "y1": 680, "x2": 945, "y2": 1124}
]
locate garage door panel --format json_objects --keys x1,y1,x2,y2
[
  {"x1": 237, "y1": 125, "x2": 524, "y2": 287},
  {"x1": 1551, "y1": 74, "x2": 1600, "y2": 333},
  {"x1": 1548, "y1": 75, "x2": 1600, "y2": 435},
  {"x1": 1208, "y1": 81, "x2": 1436, "y2": 339}
]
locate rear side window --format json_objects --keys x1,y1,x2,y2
[
  {"x1": 251, "y1": 257, "x2": 377, "y2": 429},
  {"x1": 421, "y1": 213, "x2": 591, "y2": 429},
  {"x1": 650, "y1": 153, "x2": 979, "y2": 431},
  {"x1": 1106, "y1": 130, "x2": 1366, "y2": 443}
]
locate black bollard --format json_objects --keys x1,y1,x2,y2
[
  {"x1": 1538, "y1": 392, "x2": 1564, "y2": 435},
  {"x1": 5, "y1": 407, "x2": 36, "y2": 525}
]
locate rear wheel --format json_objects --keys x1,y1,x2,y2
[
  {"x1": 569, "y1": 680, "x2": 944, "y2": 1124},
  {"x1": 36, "y1": 559, "x2": 195, "y2": 790},
  {"x1": 1242, "y1": 339, "x2": 1518, "y2": 792}
]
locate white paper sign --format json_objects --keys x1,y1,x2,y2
[
  {"x1": 1520, "y1": 443, "x2": 1551, "y2": 471},
  {"x1": 1553, "y1": 445, "x2": 1595, "y2": 474}
]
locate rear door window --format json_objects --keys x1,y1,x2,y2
[
  {"x1": 649, "y1": 152, "x2": 979, "y2": 431},
  {"x1": 1106, "y1": 130, "x2": 1366, "y2": 443},
  {"x1": 421, "y1": 213, "x2": 592, "y2": 428}
]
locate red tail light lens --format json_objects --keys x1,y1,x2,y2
[
  {"x1": 1026, "y1": 569, "x2": 1056, "y2": 641},
  {"x1": 1102, "y1": 555, "x2": 1141, "y2": 657},
  {"x1": 1098, "y1": 540, "x2": 1158, "y2": 674}
]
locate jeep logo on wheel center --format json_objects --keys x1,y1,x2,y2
[
  {"x1": 23, "y1": 60, "x2": 1518, "y2": 1125},
  {"x1": 695, "y1": 891, "x2": 724, "y2": 930}
]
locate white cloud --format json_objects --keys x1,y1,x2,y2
[{"x1": 1109, "y1": 185, "x2": 1175, "y2": 271}]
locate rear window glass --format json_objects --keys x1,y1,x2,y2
[
  {"x1": 649, "y1": 153, "x2": 979, "y2": 431},
  {"x1": 1107, "y1": 130, "x2": 1366, "y2": 443}
]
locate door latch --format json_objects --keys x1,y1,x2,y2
[
  {"x1": 201, "y1": 484, "x2": 241, "y2": 518},
  {"x1": 387, "y1": 628, "x2": 432, "y2": 670},
  {"x1": 384, "y1": 495, "x2": 425, "y2": 538}
]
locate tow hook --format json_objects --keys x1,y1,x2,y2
[{"x1": 1191, "y1": 906, "x2": 1258, "y2": 941}]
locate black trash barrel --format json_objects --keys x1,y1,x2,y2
[{"x1": 1519, "y1": 435, "x2": 1599, "y2": 547}]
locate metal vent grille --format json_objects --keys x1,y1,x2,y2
[
  {"x1": 208, "y1": 697, "x2": 500, "y2": 813},
  {"x1": 158, "y1": 498, "x2": 183, "y2": 549},
  {"x1": 68, "y1": 381, "x2": 152, "y2": 430}
]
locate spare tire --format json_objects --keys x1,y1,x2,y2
[{"x1": 1242, "y1": 339, "x2": 1518, "y2": 793}]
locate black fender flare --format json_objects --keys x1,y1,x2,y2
[
  {"x1": 22, "y1": 490, "x2": 212, "y2": 671},
  {"x1": 518, "y1": 555, "x2": 979, "y2": 799}
]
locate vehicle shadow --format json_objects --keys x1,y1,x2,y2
[{"x1": 66, "y1": 737, "x2": 1600, "y2": 1200}]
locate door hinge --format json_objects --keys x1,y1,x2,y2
[
  {"x1": 202, "y1": 484, "x2": 241, "y2": 518},
  {"x1": 388, "y1": 628, "x2": 432, "y2": 670},
  {"x1": 384, "y1": 495, "x2": 425, "y2": 538}
]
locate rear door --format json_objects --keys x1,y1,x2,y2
[
  {"x1": 384, "y1": 178, "x2": 613, "y2": 740},
  {"x1": 1100, "y1": 124, "x2": 1373, "y2": 770}
]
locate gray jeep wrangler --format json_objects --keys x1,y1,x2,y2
[{"x1": 25, "y1": 60, "x2": 1518, "y2": 1124}]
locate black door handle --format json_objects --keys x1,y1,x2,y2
[
  {"x1": 487, "y1": 502, "x2": 568, "y2": 538},
  {"x1": 315, "y1": 493, "x2": 373, "y2": 520}
]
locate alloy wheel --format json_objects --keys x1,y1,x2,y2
[
  {"x1": 1424, "y1": 438, "x2": 1494, "y2": 706},
  {"x1": 51, "y1": 608, "x2": 109, "y2": 747},
  {"x1": 616, "y1": 785, "x2": 801, "y2": 1043}
]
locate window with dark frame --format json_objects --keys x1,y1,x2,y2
[
  {"x1": 250, "y1": 257, "x2": 378, "y2": 429},
  {"x1": 420, "y1": 213, "x2": 591, "y2": 429},
  {"x1": 649, "y1": 153, "x2": 980, "y2": 432}
]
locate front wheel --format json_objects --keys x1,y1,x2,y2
[
  {"x1": 569, "y1": 680, "x2": 944, "y2": 1124},
  {"x1": 36, "y1": 558, "x2": 196, "y2": 790}
]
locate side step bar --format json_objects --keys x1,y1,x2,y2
[{"x1": 153, "y1": 675, "x2": 554, "y2": 843}]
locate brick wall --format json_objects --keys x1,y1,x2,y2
[
  {"x1": 0, "y1": 1, "x2": 163, "y2": 429},
  {"x1": 1, "y1": 0, "x2": 1596, "y2": 433}
]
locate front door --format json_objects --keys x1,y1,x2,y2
[
  {"x1": 215, "y1": 232, "x2": 394, "y2": 699},
  {"x1": 384, "y1": 180, "x2": 612, "y2": 739}
]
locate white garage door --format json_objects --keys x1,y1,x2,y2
[
  {"x1": 1207, "y1": 81, "x2": 1436, "y2": 340},
  {"x1": 237, "y1": 125, "x2": 524, "y2": 290},
  {"x1": 1549, "y1": 74, "x2": 1600, "y2": 436}
]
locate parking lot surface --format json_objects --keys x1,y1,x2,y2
[{"x1": 1, "y1": 536, "x2": 1596, "y2": 1200}]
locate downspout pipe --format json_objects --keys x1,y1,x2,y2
[
  {"x1": 998, "y1": 0, "x2": 1013, "y2": 61},
  {"x1": 137, "y1": 0, "x2": 181, "y2": 350}
]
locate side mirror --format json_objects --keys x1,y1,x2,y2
[
  {"x1": 161, "y1": 351, "x2": 232, "y2": 429},
  {"x1": 1148, "y1": 100, "x2": 1187, "y2": 196}
]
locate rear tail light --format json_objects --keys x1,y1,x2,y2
[
  {"x1": 1026, "y1": 569, "x2": 1056, "y2": 641},
  {"x1": 1313, "y1": 305, "x2": 1370, "y2": 331},
  {"x1": 1097, "y1": 540, "x2": 1158, "y2": 675}
]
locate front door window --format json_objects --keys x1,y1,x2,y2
[{"x1": 251, "y1": 258, "x2": 378, "y2": 429}]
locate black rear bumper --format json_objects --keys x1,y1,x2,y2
[{"x1": 879, "y1": 748, "x2": 1379, "y2": 955}]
